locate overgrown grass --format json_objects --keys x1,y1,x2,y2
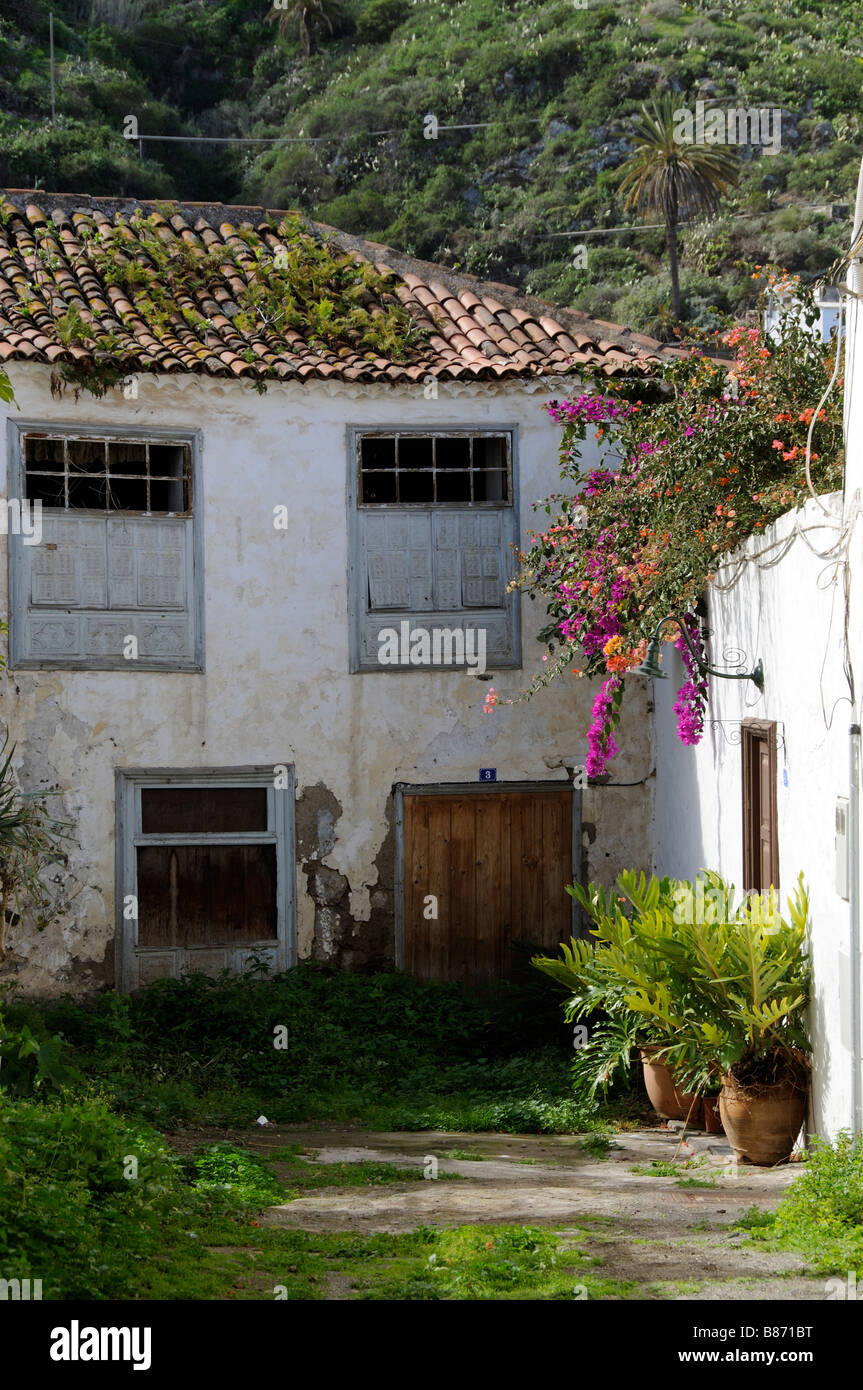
[
  {"x1": 3, "y1": 962, "x2": 607, "y2": 1133},
  {"x1": 0, "y1": 1097, "x2": 633, "y2": 1300},
  {"x1": 270, "y1": 1151, "x2": 466, "y2": 1194},
  {"x1": 0, "y1": 966, "x2": 642, "y2": 1300},
  {"x1": 738, "y1": 1133, "x2": 863, "y2": 1274},
  {"x1": 0, "y1": 1098, "x2": 268, "y2": 1298},
  {"x1": 135, "y1": 1220, "x2": 629, "y2": 1301}
]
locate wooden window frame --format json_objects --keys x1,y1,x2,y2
[
  {"x1": 347, "y1": 423, "x2": 522, "y2": 673},
  {"x1": 23, "y1": 434, "x2": 192, "y2": 515},
  {"x1": 392, "y1": 780, "x2": 583, "y2": 967},
  {"x1": 7, "y1": 420, "x2": 204, "y2": 671},
  {"x1": 741, "y1": 719, "x2": 779, "y2": 892},
  {"x1": 115, "y1": 766, "x2": 296, "y2": 992},
  {"x1": 358, "y1": 431, "x2": 512, "y2": 507}
]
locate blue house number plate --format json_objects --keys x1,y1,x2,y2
[{"x1": 479, "y1": 768, "x2": 497, "y2": 782}]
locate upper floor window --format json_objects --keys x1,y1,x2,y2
[
  {"x1": 359, "y1": 433, "x2": 510, "y2": 505},
  {"x1": 348, "y1": 426, "x2": 521, "y2": 673},
  {"x1": 8, "y1": 424, "x2": 202, "y2": 671},
  {"x1": 24, "y1": 436, "x2": 190, "y2": 513}
]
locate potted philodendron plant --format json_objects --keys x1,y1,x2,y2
[
  {"x1": 535, "y1": 870, "x2": 812, "y2": 1162},
  {"x1": 533, "y1": 873, "x2": 703, "y2": 1123},
  {"x1": 632, "y1": 871, "x2": 811, "y2": 1165}
]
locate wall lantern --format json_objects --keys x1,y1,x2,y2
[{"x1": 636, "y1": 614, "x2": 764, "y2": 692}]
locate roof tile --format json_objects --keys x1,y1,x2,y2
[{"x1": 0, "y1": 192, "x2": 677, "y2": 385}]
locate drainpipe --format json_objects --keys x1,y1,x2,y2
[
  {"x1": 847, "y1": 154, "x2": 863, "y2": 1135},
  {"x1": 850, "y1": 724, "x2": 862, "y2": 1135}
]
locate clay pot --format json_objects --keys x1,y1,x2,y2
[
  {"x1": 719, "y1": 1076, "x2": 807, "y2": 1165},
  {"x1": 640, "y1": 1047, "x2": 701, "y2": 1122},
  {"x1": 702, "y1": 1094, "x2": 724, "y2": 1134}
]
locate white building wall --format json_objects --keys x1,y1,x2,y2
[
  {"x1": 0, "y1": 365, "x2": 653, "y2": 996},
  {"x1": 652, "y1": 494, "x2": 856, "y2": 1139}
]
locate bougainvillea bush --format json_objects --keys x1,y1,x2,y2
[{"x1": 486, "y1": 274, "x2": 843, "y2": 776}]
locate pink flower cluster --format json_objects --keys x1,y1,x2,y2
[
  {"x1": 586, "y1": 675, "x2": 621, "y2": 778},
  {"x1": 545, "y1": 395, "x2": 631, "y2": 427},
  {"x1": 672, "y1": 619, "x2": 709, "y2": 746}
]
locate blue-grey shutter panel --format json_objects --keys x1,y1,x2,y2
[{"x1": 19, "y1": 513, "x2": 196, "y2": 667}]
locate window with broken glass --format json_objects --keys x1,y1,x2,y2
[{"x1": 350, "y1": 427, "x2": 521, "y2": 672}]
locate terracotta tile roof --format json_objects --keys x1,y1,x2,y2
[{"x1": 0, "y1": 192, "x2": 684, "y2": 386}]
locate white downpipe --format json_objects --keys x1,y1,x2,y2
[
  {"x1": 850, "y1": 724, "x2": 862, "y2": 1135},
  {"x1": 847, "y1": 156, "x2": 863, "y2": 1135}
]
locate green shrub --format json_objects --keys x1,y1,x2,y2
[
  {"x1": 356, "y1": 0, "x2": 409, "y2": 45},
  {"x1": 772, "y1": 1132, "x2": 863, "y2": 1269},
  {"x1": 192, "y1": 1141, "x2": 284, "y2": 1208},
  {"x1": 11, "y1": 960, "x2": 576, "y2": 1129},
  {"x1": 0, "y1": 1096, "x2": 194, "y2": 1297}
]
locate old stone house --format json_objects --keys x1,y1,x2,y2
[{"x1": 0, "y1": 192, "x2": 670, "y2": 998}]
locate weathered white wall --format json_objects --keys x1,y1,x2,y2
[
  {"x1": 651, "y1": 494, "x2": 856, "y2": 1139},
  {"x1": 0, "y1": 365, "x2": 652, "y2": 996}
]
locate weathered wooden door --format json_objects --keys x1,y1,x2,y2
[{"x1": 399, "y1": 785, "x2": 577, "y2": 983}]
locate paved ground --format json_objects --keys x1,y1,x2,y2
[{"x1": 228, "y1": 1122, "x2": 828, "y2": 1299}]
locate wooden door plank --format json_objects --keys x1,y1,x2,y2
[
  {"x1": 511, "y1": 792, "x2": 543, "y2": 962},
  {"x1": 540, "y1": 791, "x2": 572, "y2": 950},
  {"x1": 449, "y1": 796, "x2": 476, "y2": 983},
  {"x1": 405, "y1": 795, "x2": 430, "y2": 975},
  {"x1": 426, "y1": 797, "x2": 452, "y2": 981},
  {"x1": 402, "y1": 787, "x2": 573, "y2": 983},
  {"x1": 478, "y1": 793, "x2": 506, "y2": 982}
]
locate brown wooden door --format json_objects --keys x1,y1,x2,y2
[
  {"x1": 741, "y1": 721, "x2": 779, "y2": 892},
  {"x1": 402, "y1": 787, "x2": 574, "y2": 983}
]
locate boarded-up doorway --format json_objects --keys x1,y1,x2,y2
[
  {"x1": 115, "y1": 766, "x2": 296, "y2": 991},
  {"x1": 395, "y1": 782, "x2": 580, "y2": 983}
]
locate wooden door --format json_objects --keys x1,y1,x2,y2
[
  {"x1": 401, "y1": 786, "x2": 575, "y2": 983},
  {"x1": 741, "y1": 721, "x2": 779, "y2": 891}
]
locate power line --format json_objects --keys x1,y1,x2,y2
[
  {"x1": 134, "y1": 121, "x2": 504, "y2": 147},
  {"x1": 537, "y1": 205, "x2": 852, "y2": 240}
]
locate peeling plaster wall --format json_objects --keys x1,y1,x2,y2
[
  {"x1": 651, "y1": 495, "x2": 855, "y2": 1140},
  {"x1": 0, "y1": 366, "x2": 652, "y2": 995}
]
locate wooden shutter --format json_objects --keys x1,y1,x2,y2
[
  {"x1": 457, "y1": 512, "x2": 504, "y2": 608},
  {"x1": 30, "y1": 515, "x2": 107, "y2": 607},
  {"x1": 741, "y1": 721, "x2": 779, "y2": 891},
  {"x1": 357, "y1": 506, "x2": 517, "y2": 668},
  {"x1": 107, "y1": 518, "x2": 186, "y2": 609},
  {"x1": 432, "y1": 512, "x2": 462, "y2": 610},
  {"x1": 19, "y1": 514, "x2": 196, "y2": 667},
  {"x1": 364, "y1": 511, "x2": 433, "y2": 610}
]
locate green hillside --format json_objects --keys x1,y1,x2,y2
[{"x1": 3, "y1": 0, "x2": 862, "y2": 335}]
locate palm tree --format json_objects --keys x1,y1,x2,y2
[
  {"x1": 616, "y1": 95, "x2": 740, "y2": 319},
  {"x1": 265, "y1": 0, "x2": 348, "y2": 59}
]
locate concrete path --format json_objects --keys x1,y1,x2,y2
[{"x1": 235, "y1": 1123, "x2": 830, "y2": 1299}]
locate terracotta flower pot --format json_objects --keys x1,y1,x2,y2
[
  {"x1": 640, "y1": 1047, "x2": 701, "y2": 1122},
  {"x1": 719, "y1": 1075, "x2": 807, "y2": 1165},
  {"x1": 702, "y1": 1094, "x2": 724, "y2": 1134}
]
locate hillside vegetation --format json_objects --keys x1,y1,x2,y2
[{"x1": 2, "y1": 0, "x2": 862, "y2": 335}]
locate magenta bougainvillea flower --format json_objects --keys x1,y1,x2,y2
[{"x1": 485, "y1": 276, "x2": 844, "y2": 775}]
